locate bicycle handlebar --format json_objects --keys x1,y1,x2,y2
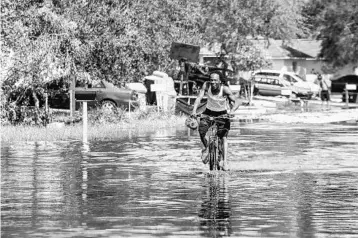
[{"x1": 193, "y1": 114, "x2": 234, "y2": 120}]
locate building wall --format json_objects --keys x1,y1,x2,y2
[
  {"x1": 270, "y1": 59, "x2": 324, "y2": 75},
  {"x1": 267, "y1": 59, "x2": 358, "y2": 79}
]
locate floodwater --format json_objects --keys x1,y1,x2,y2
[{"x1": 1, "y1": 122, "x2": 358, "y2": 238}]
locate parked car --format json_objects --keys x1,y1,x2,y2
[
  {"x1": 331, "y1": 75, "x2": 358, "y2": 103},
  {"x1": 254, "y1": 70, "x2": 317, "y2": 98},
  {"x1": 252, "y1": 75, "x2": 292, "y2": 97},
  {"x1": 48, "y1": 79, "x2": 139, "y2": 111}
]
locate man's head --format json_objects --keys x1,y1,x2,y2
[
  {"x1": 317, "y1": 74, "x2": 322, "y2": 80},
  {"x1": 210, "y1": 73, "x2": 221, "y2": 90}
]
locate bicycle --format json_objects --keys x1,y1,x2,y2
[{"x1": 199, "y1": 114, "x2": 234, "y2": 171}]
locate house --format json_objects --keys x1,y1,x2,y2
[{"x1": 199, "y1": 39, "x2": 357, "y2": 82}]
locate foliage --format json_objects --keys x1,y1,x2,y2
[
  {"x1": 1, "y1": 111, "x2": 187, "y2": 142},
  {"x1": 1, "y1": 104, "x2": 50, "y2": 126},
  {"x1": 197, "y1": 0, "x2": 307, "y2": 71},
  {"x1": 87, "y1": 106, "x2": 175, "y2": 125},
  {"x1": 88, "y1": 107, "x2": 128, "y2": 125},
  {"x1": 1, "y1": 0, "x2": 204, "y2": 109},
  {"x1": 70, "y1": 0, "x2": 204, "y2": 83},
  {"x1": 303, "y1": 0, "x2": 358, "y2": 67},
  {"x1": 230, "y1": 40, "x2": 272, "y2": 71},
  {"x1": 318, "y1": 0, "x2": 358, "y2": 67},
  {"x1": 1, "y1": 0, "x2": 308, "y2": 88},
  {"x1": 199, "y1": 0, "x2": 307, "y2": 42}
]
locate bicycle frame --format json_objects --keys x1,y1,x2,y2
[
  {"x1": 208, "y1": 121, "x2": 221, "y2": 171},
  {"x1": 201, "y1": 114, "x2": 232, "y2": 171}
]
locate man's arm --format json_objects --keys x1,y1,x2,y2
[
  {"x1": 192, "y1": 82, "x2": 208, "y2": 115},
  {"x1": 223, "y1": 86, "x2": 240, "y2": 113}
]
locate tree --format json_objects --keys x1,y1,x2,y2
[
  {"x1": 1, "y1": 0, "x2": 205, "y2": 107},
  {"x1": 71, "y1": 0, "x2": 205, "y2": 83},
  {"x1": 1, "y1": 0, "x2": 76, "y2": 107},
  {"x1": 196, "y1": 0, "x2": 307, "y2": 72},
  {"x1": 319, "y1": 0, "x2": 358, "y2": 67},
  {"x1": 1, "y1": 0, "x2": 82, "y2": 124},
  {"x1": 303, "y1": 0, "x2": 358, "y2": 68}
]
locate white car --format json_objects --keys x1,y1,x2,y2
[
  {"x1": 252, "y1": 75, "x2": 293, "y2": 97},
  {"x1": 254, "y1": 70, "x2": 318, "y2": 98}
]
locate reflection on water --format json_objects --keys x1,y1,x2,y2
[
  {"x1": 1, "y1": 124, "x2": 358, "y2": 237},
  {"x1": 199, "y1": 174, "x2": 232, "y2": 237}
]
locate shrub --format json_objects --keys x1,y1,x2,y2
[{"x1": 1, "y1": 103, "x2": 50, "y2": 126}]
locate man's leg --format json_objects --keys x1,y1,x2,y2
[
  {"x1": 198, "y1": 118, "x2": 210, "y2": 164},
  {"x1": 199, "y1": 131, "x2": 208, "y2": 148}
]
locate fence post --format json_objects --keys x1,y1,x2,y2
[
  {"x1": 345, "y1": 83, "x2": 349, "y2": 108},
  {"x1": 83, "y1": 101, "x2": 88, "y2": 143}
]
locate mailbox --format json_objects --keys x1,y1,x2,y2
[
  {"x1": 346, "y1": 84, "x2": 357, "y2": 91},
  {"x1": 75, "y1": 91, "x2": 96, "y2": 101}
]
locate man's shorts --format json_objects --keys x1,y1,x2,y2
[
  {"x1": 321, "y1": 90, "x2": 330, "y2": 101},
  {"x1": 198, "y1": 109, "x2": 230, "y2": 138}
]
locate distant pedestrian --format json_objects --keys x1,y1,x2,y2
[
  {"x1": 310, "y1": 68, "x2": 318, "y2": 75},
  {"x1": 316, "y1": 74, "x2": 331, "y2": 109}
]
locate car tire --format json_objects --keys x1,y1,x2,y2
[{"x1": 101, "y1": 100, "x2": 117, "y2": 112}]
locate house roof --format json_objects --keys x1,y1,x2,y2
[{"x1": 200, "y1": 39, "x2": 323, "y2": 60}]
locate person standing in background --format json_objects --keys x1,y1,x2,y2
[{"x1": 315, "y1": 74, "x2": 331, "y2": 109}]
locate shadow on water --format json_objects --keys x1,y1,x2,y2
[{"x1": 1, "y1": 124, "x2": 358, "y2": 237}]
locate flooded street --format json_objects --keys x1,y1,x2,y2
[{"x1": 1, "y1": 123, "x2": 358, "y2": 237}]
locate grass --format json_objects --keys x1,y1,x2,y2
[
  {"x1": 2, "y1": 100, "x2": 356, "y2": 142},
  {"x1": 1, "y1": 109, "x2": 187, "y2": 142}
]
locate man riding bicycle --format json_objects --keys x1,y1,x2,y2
[{"x1": 191, "y1": 72, "x2": 240, "y2": 171}]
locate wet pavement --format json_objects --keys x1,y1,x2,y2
[{"x1": 1, "y1": 123, "x2": 358, "y2": 237}]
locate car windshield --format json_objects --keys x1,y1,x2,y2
[
  {"x1": 91, "y1": 80, "x2": 104, "y2": 88},
  {"x1": 294, "y1": 74, "x2": 307, "y2": 82}
]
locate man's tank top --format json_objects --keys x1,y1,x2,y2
[{"x1": 206, "y1": 85, "x2": 227, "y2": 112}]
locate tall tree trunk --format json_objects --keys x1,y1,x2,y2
[{"x1": 32, "y1": 88, "x2": 40, "y2": 108}]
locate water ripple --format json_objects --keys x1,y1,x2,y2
[{"x1": 1, "y1": 124, "x2": 358, "y2": 237}]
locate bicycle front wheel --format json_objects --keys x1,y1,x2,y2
[{"x1": 209, "y1": 139, "x2": 218, "y2": 171}]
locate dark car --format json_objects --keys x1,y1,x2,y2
[
  {"x1": 48, "y1": 80, "x2": 139, "y2": 111},
  {"x1": 331, "y1": 75, "x2": 358, "y2": 103}
]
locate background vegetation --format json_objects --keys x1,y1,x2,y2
[
  {"x1": 1, "y1": 109, "x2": 186, "y2": 142},
  {"x1": 1, "y1": 0, "x2": 357, "y2": 125}
]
